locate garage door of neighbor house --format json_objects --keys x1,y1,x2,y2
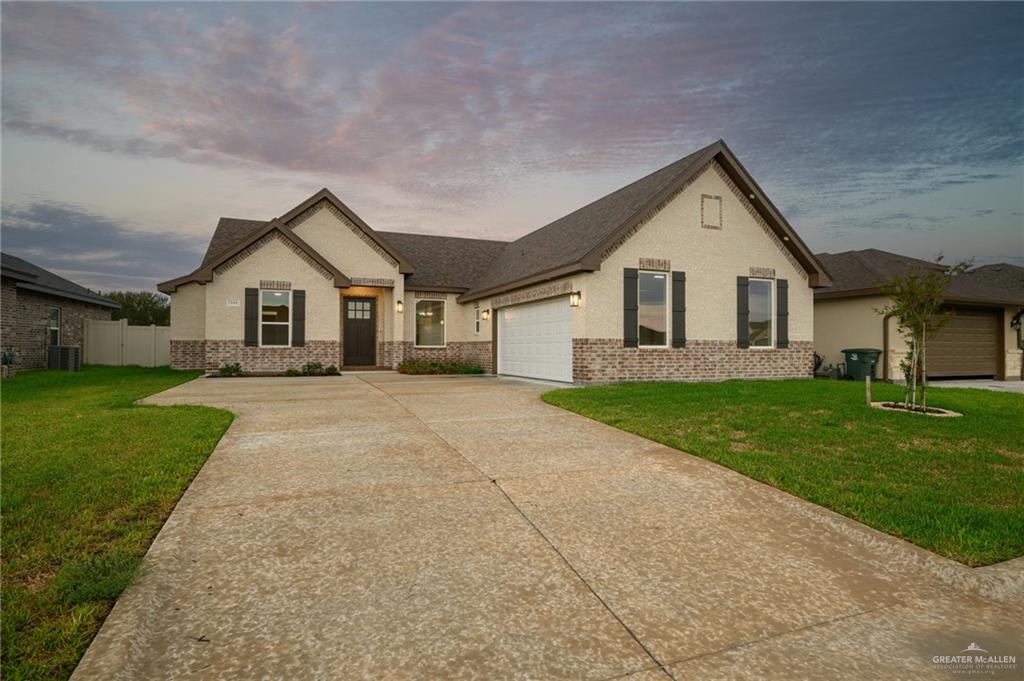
[
  {"x1": 928, "y1": 307, "x2": 1000, "y2": 378},
  {"x1": 497, "y1": 296, "x2": 572, "y2": 383}
]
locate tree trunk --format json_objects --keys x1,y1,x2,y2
[{"x1": 921, "y1": 336, "x2": 928, "y2": 410}]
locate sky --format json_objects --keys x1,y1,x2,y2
[{"x1": 2, "y1": 2, "x2": 1022, "y2": 293}]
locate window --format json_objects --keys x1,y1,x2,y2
[
  {"x1": 474, "y1": 306, "x2": 481, "y2": 334},
  {"x1": 638, "y1": 271, "x2": 668, "y2": 346},
  {"x1": 347, "y1": 299, "x2": 372, "y2": 319},
  {"x1": 748, "y1": 278, "x2": 773, "y2": 347},
  {"x1": 415, "y1": 299, "x2": 445, "y2": 347},
  {"x1": 260, "y1": 289, "x2": 290, "y2": 346},
  {"x1": 47, "y1": 307, "x2": 60, "y2": 346}
]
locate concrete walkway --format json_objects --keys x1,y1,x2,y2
[{"x1": 73, "y1": 374, "x2": 1023, "y2": 680}]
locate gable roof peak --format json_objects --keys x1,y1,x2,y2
[
  {"x1": 459, "y1": 138, "x2": 829, "y2": 301},
  {"x1": 277, "y1": 188, "x2": 414, "y2": 274}
]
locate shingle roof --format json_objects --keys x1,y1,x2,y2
[
  {"x1": 814, "y1": 249, "x2": 944, "y2": 296},
  {"x1": 814, "y1": 249, "x2": 1024, "y2": 306},
  {"x1": 947, "y1": 263, "x2": 1024, "y2": 305},
  {"x1": 376, "y1": 232, "x2": 508, "y2": 291},
  {"x1": 202, "y1": 218, "x2": 268, "y2": 266},
  {"x1": 168, "y1": 140, "x2": 829, "y2": 297},
  {"x1": 1, "y1": 252, "x2": 120, "y2": 308},
  {"x1": 464, "y1": 145, "x2": 714, "y2": 296}
]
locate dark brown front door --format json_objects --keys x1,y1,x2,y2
[{"x1": 344, "y1": 297, "x2": 376, "y2": 366}]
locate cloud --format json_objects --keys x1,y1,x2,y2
[
  {"x1": 1, "y1": 1, "x2": 1022, "y2": 279},
  {"x1": 1, "y1": 202, "x2": 204, "y2": 291}
]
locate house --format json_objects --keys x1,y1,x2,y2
[
  {"x1": 1, "y1": 253, "x2": 119, "y2": 371},
  {"x1": 813, "y1": 249, "x2": 1024, "y2": 381},
  {"x1": 158, "y1": 140, "x2": 830, "y2": 383}
]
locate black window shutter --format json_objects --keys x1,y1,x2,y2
[
  {"x1": 244, "y1": 288, "x2": 259, "y2": 347},
  {"x1": 672, "y1": 271, "x2": 686, "y2": 348},
  {"x1": 292, "y1": 290, "x2": 306, "y2": 347},
  {"x1": 623, "y1": 268, "x2": 639, "y2": 348},
  {"x1": 736, "y1": 276, "x2": 749, "y2": 349},
  {"x1": 776, "y1": 279, "x2": 788, "y2": 348}
]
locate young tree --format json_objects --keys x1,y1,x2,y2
[
  {"x1": 105, "y1": 290, "x2": 170, "y2": 326},
  {"x1": 877, "y1": 258, "x2": 969, "y2": 410}
]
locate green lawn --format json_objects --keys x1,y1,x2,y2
[
  {"x1": 1, "y1": 366, "x2": 233, "y2": 680},
  {"x1": 543, "y1": 379, "x2": 1024, "y2": 567}
]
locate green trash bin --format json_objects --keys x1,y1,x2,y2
[{"x1": 842, "y1": 348, "x2": 881, "y2": 380}]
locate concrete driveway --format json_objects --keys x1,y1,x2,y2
[
  {"x1": 74, "y1": 374, "x2": 1023, "y2": 680},
  {"x1": 931, "y1": 379, "x2": 1024, "y2": 393}
]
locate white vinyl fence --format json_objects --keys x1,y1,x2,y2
[{"x1": 84, "y1": 319, "x2": 171, "y2": 367}]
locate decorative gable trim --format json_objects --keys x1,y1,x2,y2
[
  {"x1": 598, "y1": 162, "x2": 708, "y2": 261},
  {"x1": 157, "y1": 220, "x2": 351, "y2": 293},
  {"x1": 287, "y1": 200, "x2": 401, "y2": 270},
  {"x1": 713, "y1": 162, "x2": 807, "y2": 281},
  {"x1": 598, "y1": 161, "x2": 807, "y2": 281},
  {"x1": 277, "y1": 189, "x2": 413, "y2": 274},
  {"x1": 213, "y1": 230, "x2": 334, "y2": 281}
]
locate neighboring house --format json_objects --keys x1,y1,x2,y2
[
  {"x1": 1, "y1": 253, "x2": 120, "y2": 371},
  {"x1": 814, "y1": 249, "x2": 1024, "y2": 381},
  {"x1": 158, "y1": 140, "x2": 830, "y2": 383}
]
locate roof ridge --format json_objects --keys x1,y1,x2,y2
[
  {"x1": 504, "y1": 142, "x2": 718, "y2": 253},
  {"x1": 377, "y1": 230, "x2": 511, "y2": 244}
]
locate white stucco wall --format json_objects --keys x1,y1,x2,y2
[{"x1": 169, "y1": 282, "x2": 206, "y2": 340}]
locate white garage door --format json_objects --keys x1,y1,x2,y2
[{"x1": 497, "y1": 296, "x2": 572, "y2": 383}]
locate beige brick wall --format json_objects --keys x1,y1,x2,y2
[
  {"x1": 577, "y1": 160, "x2": 813, "y2": 343},
  {"x1": 169, "y1": 281, "x2": 206, "y2": 340},
  {"x1": 204, "y1": 237, "x2": 340, "y2": 342}
]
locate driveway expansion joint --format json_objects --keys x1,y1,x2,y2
[{"x1": 493, "y1": 480, "x2": 676, "y2": 681}]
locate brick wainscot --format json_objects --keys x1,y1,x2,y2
[
  {"x1": 176, "y1": 340, "x2": 343, "y2": 373},
  {"x1": 573, "y1": 339, "x2": 814, "y2": 383},
  {"x1": 401, "y1": 341, "x2": 493, "y2": 372}
]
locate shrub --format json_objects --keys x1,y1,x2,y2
[
  {"x1": 397, "y1": 361, "x2": 484, "y2": 375},
  {"x1": 218, "y1": 363, "x2": 242, "y2": 377},
  {"x1": 300, "y1": 362, "x2": 325, "y2": 376},
  {"x1": 324, "y1": 365, "x2": 340, "y2": 375},
  {"x1": 283, "y1": 368, "x2": 300, "y2": 377}
]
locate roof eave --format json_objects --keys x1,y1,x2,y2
[
  {"x1": 714, "y1": 141, "x2": 832, "y2": 288},
  {"x1": 15, "y1": 281, "x2": 120, "y2": 309},
  {"x1": 573, "y1": 140, "x2": 831, "y2": 288},
  {"x1": 158, "y1": 220, "x2": 352, "y2": 293},
  {"x1": 457, "y1": 261, "x2": 596, "y2": 304}
]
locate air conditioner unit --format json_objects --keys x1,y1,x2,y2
[{"x1": 48, "y1": 345, "x2": 81, "y2": 372}]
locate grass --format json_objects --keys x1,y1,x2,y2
[
  {"x1": 1, "y1": 366, "x2": 233, "y2": 680},
  {"x1": 543, "y1": 379, "x2": 1024, "y2": 567}
]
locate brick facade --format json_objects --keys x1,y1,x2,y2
[
  {"x1": 379, "y1": 340, "x2": 405, "y2": 368},
  {"x1": 202, "y1": 340, "x2": 342, "y2": 373},
  {"x1": 170, "y1": 339, "x2": 206, "y2": 370},
  {"x1": 572, "y1": 338, "x2": 814, "y2": 383},
  {"x1": 400, "y1": 341, "x2": 493, "y2": 372},
  {"x1": 1, "y1": 278, "x2": 114, "y2": 372}
]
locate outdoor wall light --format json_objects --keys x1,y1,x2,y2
[
  {"x1": 481, "y1": 309, "x2": 491, "y2": 321},
  {"x1": 569, "y1": 291, "x2": 582, "y2": 307},
  {"x1": 396, "y1": 300, "x2": 404, "y2": 313}
]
